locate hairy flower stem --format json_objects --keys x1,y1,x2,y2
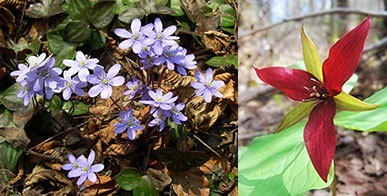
[
  {"x1": 332, "y1": 173, "x2": 336, "y2": 196},
  {"x1": 142, "y1": 143, "x2": 152, "y2": 174}
]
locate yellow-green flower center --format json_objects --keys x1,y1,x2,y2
[
  {"x1": 157, "y1": 34, "x2": 162, "y2": 39},
  {"x1": 103, "y1": 79, "x2": 108, "y2": 84},
  {"x1": 81, "y1": 61, "x2": 86, "y2": 66},
  {"x1": 157, "y1": 98, "x2": 163, "y2": 103},
  {"x1": 67, "y1": 82, "x2": 72, "y2": 87},
  {"x1": 206, "y1": 82, "x2": 212, "y2": 87},
  {"x1": 84, "y1": 167, "x2": 89, "y2": 171},
  {"x1": 166, "y1": 52, "x2": 171, "y2": 57},
  {"x1": 127, "y1": 121, "x2": 132, "y2": 126},
  {"x1": 132, "y1": 86, "x2": 137, "y2": 90},
  {"x1": 134, "y1": 34, "x2": 139, "y2": 39},
  {"x1": 74, "y1": 163, "x2": 78, "y2": 168},
  {"x1": 143, "y1": 46, "x2": 148, "y2": 51}
]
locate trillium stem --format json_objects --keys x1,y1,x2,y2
[
  {"x1": 109, "y1": 97, "x2": 123, "y2": 111},
  {"x1": 332, "y1": 174, "x2": 337, "y2": 196}
]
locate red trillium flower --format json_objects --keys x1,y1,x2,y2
[{"x1": 253, "y1": 16, "x2": 380, "y2": 182}]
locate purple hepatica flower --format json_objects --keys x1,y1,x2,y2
[
  {"x1": 154, "y1": 45, "x2": 185, "y2": 71},
  {"x1": 149, "y1": 108, "x2": 168, "y2": 131},
  {"x1": 114, "y1": 18, "x2": 154, "y2": 54},
  {"x1": 26, "y1": 57, "x2": 62, "y2": 93},
  {"x1": 87, "y1": 64, "x2": 125, "y2": 99},
  {"x1": 10, "y1": 53, "x2": 49, "y2": 83},
  {"x1": 17, "y1": 83, "x2": 36, "y2": 106},
  {"x1": 176, "y1": 48, "x2": 197, "y2": 75},
  {"x1": 61, "y1": 71, "x2": 87, "y2": 100},
  {"x1": 62, "y1": 150, "x2": 104, "y2": 186},
  {"x1": 166, "y1": 103, "x2": 188, "y2": 125},
  {"x1": 123, "y1": 76, "x2": 142, "y2": 99},
  {"x1": 140, "y1": 89, "x2": 178, "y2": 110},
  {"x1": 138, "y1": 45, "x2": 156, "y2": 59},
  {"x1": 191, "y1": 68, "x2": 225, "y2": 103},
  {"x1": 113, "y1": 109, "x2": 144, "y2": 140},
  {"x1": 63, "y1": 51, "x2": 101, "y2": 82},
  {"x1": 143, "y1": 17, "x2": 179, "y2": 55}
]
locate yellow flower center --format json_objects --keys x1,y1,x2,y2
[{"x1": 103, "y1": 79, "x2": 108, "y2": 84}]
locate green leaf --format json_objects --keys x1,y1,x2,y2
[
  {"x1": 206, "y1": 55, "x2": 238, "y2": 68},
  {"x1": 168, "y1": 118, "x2": 187, "y2": 141},
  {"x1": 0, "y1": 108, "x2": 16, "y2": 128},
  {"x1": 334, "y1": 87, "x2": 387, "y2": 131},
  {"x1": 26, "y1": 0, "x2": 64, "y2": 18},
  {"x1": 63, "y1": 101, "x2": 88, "y2": 116},
  {"x1": 239, "y1": 122, "x2": 334, "y2": 196},
  {"x1": 68, "y1": 0, "x2": 92, "y2": 22},
  {"x1": 219, "y1": 4, "x2": 236, "y2": 27},
  {"x1": 116, "y1": 168, "x2": 158, "y2": 196},
  {"x1": 118, "y1": 0, "x2": 175, "y2": 23},
  {"x1": 89, "y1": 1, "x2": 115, "y2": 29},
  {"x1": 0, "y1": 140, "x2": 23, "y2": 171},
  {"x1": 0, "y1": 83, "x2": 27, "y2": 111},
  {"x1": 54, "y1": 46, "x2": 76, "y2": 69},
  {"x1": 47, "y1": 95, "x2": 63, "y2": 112},
  {"x1": 90, "y1": 29, "x2": 106, "y2": 50},
  {"x1": 47, "y1": 30, "x2": 76, "y2": 55},
  {"x1": 62, "y1": 21, "x2": 91, "y2": 43},
  {"x1": 170, "y1": 0, "x2": 184, "y2": 16},
  {"x1": 29, "y1": 37, "x2": 41, "y2": 55}
]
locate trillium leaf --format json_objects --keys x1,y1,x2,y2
[
  {"x1": 301, "y1": 25, "x2": 323, "y2": 82},
  {"x1": 239, "y1": 122, "x2": 334, "y2": 196},
  {"x1": 334, "y1": 91, "x2": 381, "y2": 111},
  {"x1": 274, "y1": 100, "x2": 317, "y2": 133},
  {"x1": 334, "y1": 87, "x2": 387, "y2": 131}
]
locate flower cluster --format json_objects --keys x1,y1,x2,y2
[
  {"x1": 62, "y1": 150, "x2": 104, "y2": 185},
  {"x1": 114, "y1": 18, "x2": 197, "y2": 75},
  {"x1": 11, "y1": 51, "x2": 125, "y2": 105}
]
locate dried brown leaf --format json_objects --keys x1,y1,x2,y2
[
  {"x1": 25, "y1": 164, "x2": 76, "y2": 195},
  {"x1": 0, "y1": 127, "x2": 30, "y2": 149},
  {"x1": 146, "y1": 168, "x2": 172, "y2": 191},
  {"x1": 170, "y1": 168, "x2": 209, "y2": 196},
  {"x1": 81, "y1": 175, "x2": 120, "y2": 196},
  {"x1": 199, "y1": 155, "x2": 230, "y2": 174}
]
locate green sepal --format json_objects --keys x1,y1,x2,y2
[
  {"x1": 301, "y1": 25, "x2": 323, "y2": 82},
  {"x1": 334, "y1": 91, "x2": 381, "y2": 111}
]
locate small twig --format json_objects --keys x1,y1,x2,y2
[
  {"x1": 240, "y1": 8, "x2": 387, "y2": 37},
  {"x1": 14, "y1": 0, "x2": 27, "y2": 42},
  {"x1": 193, "y1": 134, "x2": 221, "y2": 158},
  {"x1": 109, "y1": 97, "x2": 123, "y2": 111},
  {"x1": 95, "y1": 175, "x2": 101, "y2": 196}
]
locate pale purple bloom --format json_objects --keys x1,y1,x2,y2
[
  {"x1": 176, "y1": 48, "x2": 197, "y2": 75},
  {"x1": 62, "y1": 150, "x2": 104, "y2": 186},
  {"x1": 25, "y1": 57, "x2": 62, "y2": 94},
  {"x1": 166, "y1": 103, "x2": 188, "y2": 125},
  {"x1": 191, "y1": 68, "x2": 225, "y2": 103},
  {"x1": 16, "y1": 83, "x2": 35, "y2": 106},
  {"x1": 138, "y1": 45, "x2": 156, "y2": 59},
  {"x1": 123, "y1": 76, "x2": 142, "y2": 99},
  {"x1": 113, "y1": 109, "x2": 144, "y2": 140},
  {"x1": 10, "y1": 53, "x2": 49, "y2": 83},
  {"x1": 154, "y1": 45, "x2": 185, "y2": 70},
  {"x1": 63, "y1": 51, "x2": 101, "y2": 82},
  {"x1": 149, "y1": 108, "x2": 168, "y2": 131},
  {"x1": 87, "y1": 64, "x2": 125, "y2": 99},
  {"x1": 139, "y1": 89, "x2": 178, "y2": 110},
  {"x1": 143, "y1": 18, "x2": 179, "y2": 55},
  {"x1": 114, "y1": 18, "x2": 154, "y2": 54},
  {"x1": 61, "y1": 71, "x2": 87, "y2": 100}
]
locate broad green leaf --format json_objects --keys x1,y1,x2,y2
[
  {"x1": 301, "y1": 25, "x2": 323, "y2": 82},
  {"x1": 341, "y1": 74, "x2": 357, "y2": 93},
  {"x1": 90, "y1": 30, "x2": 106, "y2": 50},
  {"x1": 116, "y1": 168, "x2": 158, "y2": 196},
  {"x1": 334, "y1": 87, "x2": 387, "y2": 131},
  {"x1": 118, "y1": 7, "x2": 146, "y2": 23},
  {"x1": 62, "y1": 21, "x2": 91, "y2": 43},
  {"x1": 63, "y1": 101, "x2": 88, "y2": 116},
  {"x1": 170, "y1": 0, "x2": 184, "y2": 16},
  {"x1": 168, "y1": 118, "x2": 187, "y2": 141},
  {"x1": 221, "y1": 27, "x2": 234, "y2": 34},
  {"x1": 219, "y1": 4, "x2": 236, "y2": 28},
  {"x1": 274, "y1": 101, "x2": 317, "y2": 133},
  {"x1": 0, "y1": 139, "x2": 23, "y2": 171},
  {"x1": 89, "y1": 1, "x2": 116, "y2": 29},
  {"x1": 239, "y1": 122, "x2": 334, "y2": 196},
  {"x1": 29, "y1": 37, "x2": 41, "y2": 55},
  {"x1": 206, "y1": 55, "x2": 238, "y2": 68},
  {"x1": 0, "y1": 108, "x2": 15, "y2": 128},
  {"x1": 26, "y1": 0, "x2": 64, "y2": 18},
  {"x1": 47, "y1": 30, "x2": 76, "y2": 55},
  {"x1": 68, "y1": 0, "x2": 92, "y2": 22},
  {"x1": 47, "y1": 95, "x2": 63, "y2": 112},
  {"x1": 334, "y1": 91, "x2": 381, "y2": 111},
  {"x1": 54, "y1": 46, "x2": 76, "y2": 69},
  {"x1": 0, "y1": 83, "x2": 27, "y2": 111}
]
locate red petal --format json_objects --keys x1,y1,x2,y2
[
  {"x1": 322, "y1": 17, "x2": 370, "y2": 95},
  {"x1": 304, "y1": 97, "x2": 336, "y2": 182},
  {"x1": 254, "y1": 66, "x2": 317, "y2": 101}
]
